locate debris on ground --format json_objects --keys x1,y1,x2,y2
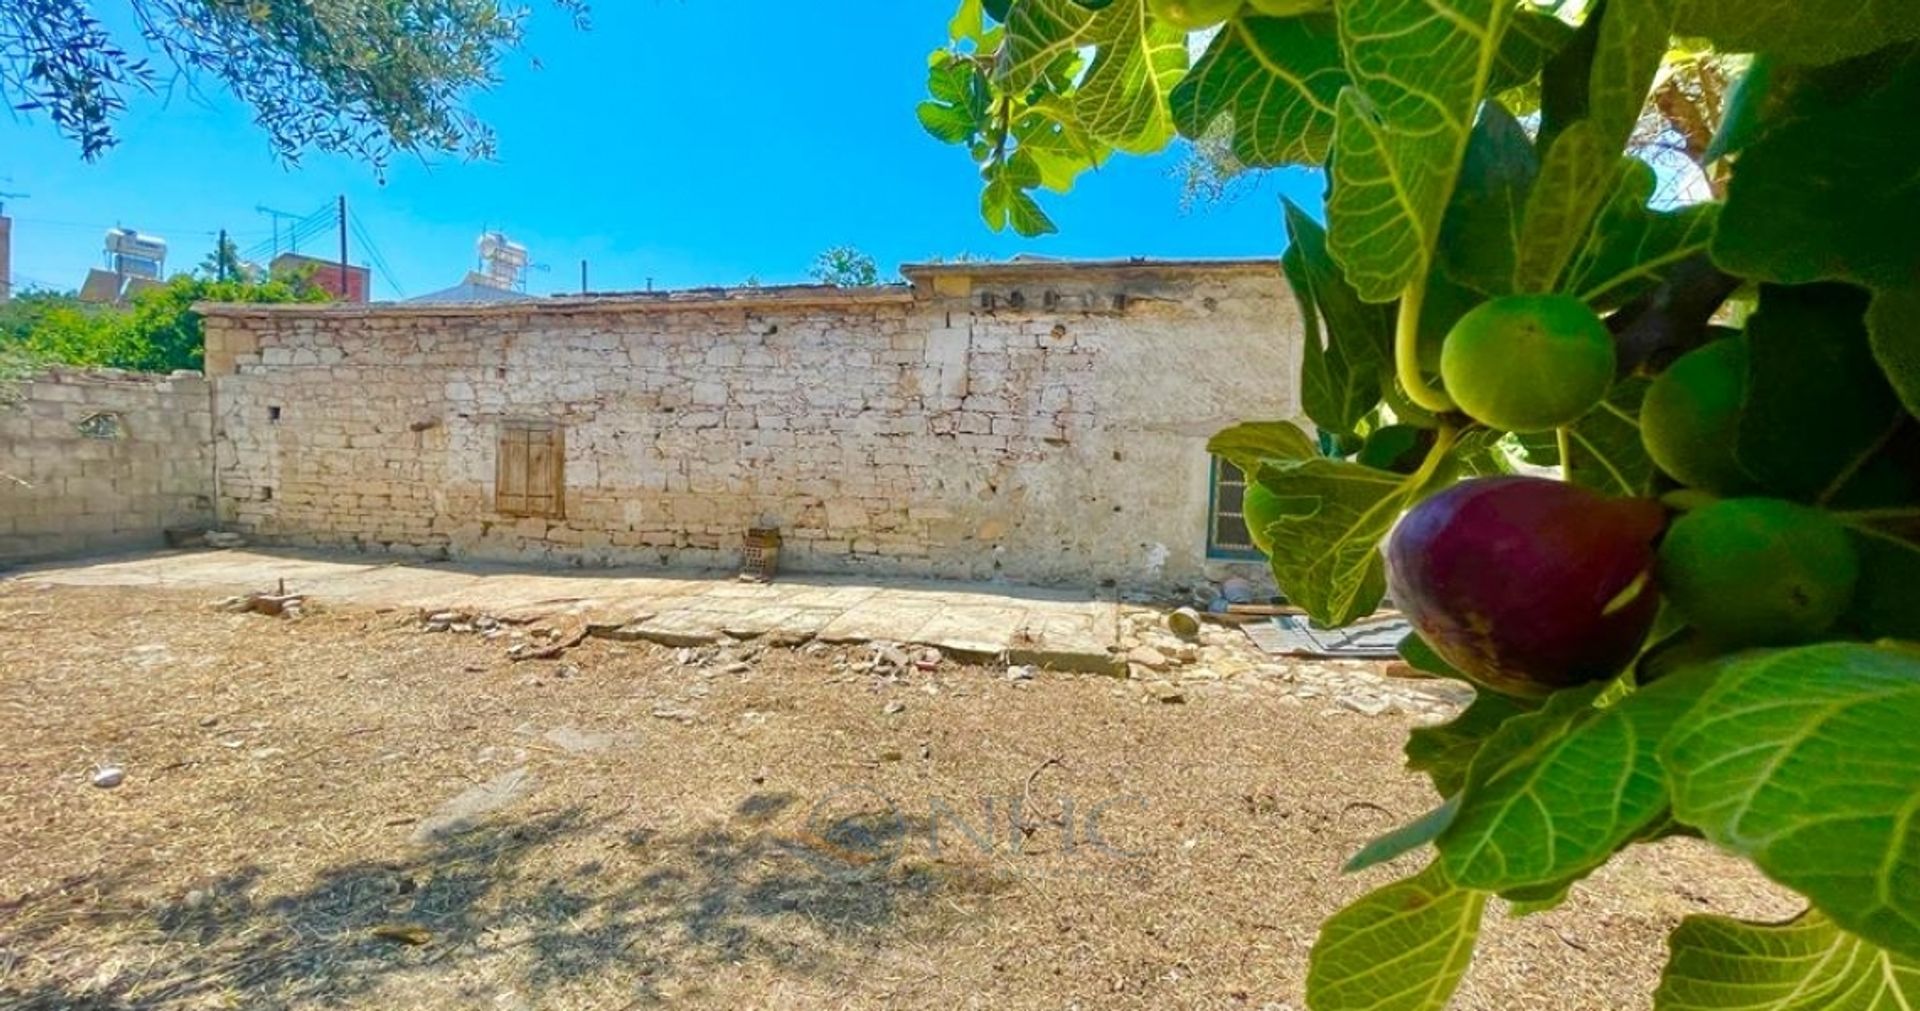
[
  {"x1": 854, "y1": 641, "x2": 914, "y2": 677},
  {"x1": 506, "y1": 626, "x2": 589, "y2": 663},
  {"x1": 90, "y1": 765, "x2": 125, "y2": 789},
  {"x1": 0, "y1": 583, "x2": 1796, "y2": 1010},
  {"x1": 1166, "y1": 607, "x2": 1203, "y2": 639},
  {"x1": 369, "y1": 923, "x2": 434, "y2": 946},
  {"x1": 411, "y1": 768, "x2": 538, "y2": 843},
  {"x1": 217, "y1": 591, "x2": 306, "y2": 618},
  {"x1": 1127, "y1": 645, "x2": 1171, "y2": 672},
  {"x1": 540, "y1": 726, "x2": 615, "y2": 755},
  {"x1": 1244, "y1": 612, "x2": 1409, "y2": 660}
]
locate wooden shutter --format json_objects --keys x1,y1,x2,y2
[{"x1": 496, "y1": 421, "x2": 564, "y2": 518}]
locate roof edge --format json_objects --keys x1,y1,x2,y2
[
  {"x1": 196, "y1": 283, "x2": 918, "y2": 319},
  {"x1": 899, "y1": 256, "x2": 1281, "y2": 279}
]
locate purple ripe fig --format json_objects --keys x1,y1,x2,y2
[{"x1": 1387, "y1": 477, "x2": 1667, "y2": 697}]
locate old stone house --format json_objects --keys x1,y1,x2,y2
[{"x1": 2, "y1": 258, "x2": 1305, "y2": 588}]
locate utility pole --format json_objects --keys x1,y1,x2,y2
[
  {"x1": 580, "y1": 259, "x2": 589, "y2": 295},
  {"x1": 0, "y1": 192, "x2": 20, "y2": 302},
  {"x1": 217, "y1": 228, "x2": 229, "y2": 281},
  {"x1": 337, "y1": 195, "x2": 349, "y2": 300}
]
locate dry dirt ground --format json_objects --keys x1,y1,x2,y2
[{"x1": 0, "y1": 582, "x2": 1796, "y2": 1010}]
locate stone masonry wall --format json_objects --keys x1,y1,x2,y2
[
  {"x1": 201, "y1": 264, "x2": 1302, "y2": 587},
  {"x1": 0, "y1": 368, "x2": 214, "y2": 564}
]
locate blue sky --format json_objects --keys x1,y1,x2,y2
[{"x1": 1, "y1": 2, "x2": 1323, "y2": 299}]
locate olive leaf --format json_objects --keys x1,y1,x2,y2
[
  {"x1": 1306, "y1": 862, "x2": 1486, "y2": 1011},
  {"x1": 1285, "y1": 197, "x2": 1393, "y2": 437},
  {"x1": 1655, "y1": 911, "x2": 1920, "y2": 1010},
  {"x1": 1325, "y1": 0, "x2": 1514, "y2": 301},
  {"x1": 1436, "y1": 667, "x2": 1713, "y2": 893},
  {"x1": 1664, "y1": 642, "x2": 1920, "y2": 962}
]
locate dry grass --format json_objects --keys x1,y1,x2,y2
[{"x1": 0, "y1": 582, "x2": 1797, "y2": 1010}]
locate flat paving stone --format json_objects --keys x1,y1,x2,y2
[
  {"x1": 719, "y1": 606, "x2": 839, "y2": 642},
  {"x1": 909, "y1": 605, "x2": 1026, "y2": 657},
  {"x1": 614, "y1": 611, "x2": 725, "y2": 647},
  {"x1": 814, "y1": 601, "x2": 942, "y2": 644},
  {"x1": 412, "y1": 767, "x2": 538, "y2": 843},
  {"x1": 10, "y1": 548, "x2": 1122, "y2": 664}
]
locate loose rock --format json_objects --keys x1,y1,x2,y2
[
  {"x1": 1339, "y1": 695, "x2": 1393, "y2": 717},
  {"x1": 1126, "y1": 645, "x2": 1172, "y2": 671}
]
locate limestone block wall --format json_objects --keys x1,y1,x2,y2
[
  {"x1": 201, "y1": 262, "x2": 1303, "y2": 587},
  {"x1": 0, "y1": 368, "x2": 214, "y2": 564}
]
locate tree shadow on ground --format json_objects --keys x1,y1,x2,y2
[{"x1": 0, "y1": 795, "x2": 993, "y2": 1008}]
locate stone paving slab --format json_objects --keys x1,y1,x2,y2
[
  {"x1": 7, "y1": 549, "x2": 1122, "y2": 667},
  {"x1": 911, "y1": 605, "x2": 1030, "y2": 658}
]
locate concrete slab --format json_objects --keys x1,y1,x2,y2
[
  {"x1": 1010, "y1": 608, "x2": 1127, "y2": 676},
  {"x1": 8, "y1": 548, "x2": 1123, "y2": 667},
  {"x1": 909, "y1": 605, "x2": 1027, "y2": 658},
  {"x1": 814, "y1": 601, "x2": 941, "y2": 644},
  {"x1": 615, "y1": 610, "x2": 726, "y2": 647},
  {"x1": 717, "y1": 606, "x2": 840, "y2": 643}
]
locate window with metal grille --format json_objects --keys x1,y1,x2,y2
[
  {"x1": 1207, "y1": 457, "x2": 1265, "y2": 561},
  {"x1": 495, "y1": 420, "x2": 565, "y2": 518}
]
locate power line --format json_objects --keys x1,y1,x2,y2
[
  {"x1": 347, "y1": 212, "x2": 406, "y2": 300},
  {"x1": 239, "y1": 201, "x2": 334, "y2": 263}
]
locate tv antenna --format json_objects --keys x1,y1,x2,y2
[
  {"x1": 0, "y1": 191, "x2": 27, "y2": 216},
  {"x1": 256, "y1": 205, "x2": 305, "y2": 256}
]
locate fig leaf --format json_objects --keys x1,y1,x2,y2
[
  {"x1": 1306, "y1": 862, "x2": 1486, "y2": 1011},
  {"x1": 1664, "y1": 643, "x2": 1920, "y2": 961},
  {"x1": 1655, "y1": 910, "x2": 1920, "y2": 1010}
]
